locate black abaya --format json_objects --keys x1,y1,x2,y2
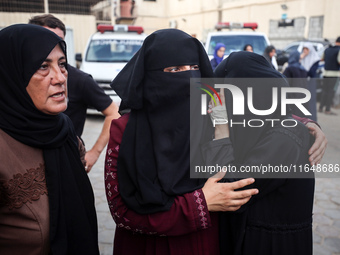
[{"x1": 214, "y1": 52, "x2": 315, "y2": 255}]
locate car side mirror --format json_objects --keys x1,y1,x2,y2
[{"x1": 75, "y1": 53, "x2": 82, "y2": 62}]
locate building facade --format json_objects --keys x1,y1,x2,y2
[
  {"x1": 0, "y1": 0, "x2": 339, "y2": 55},
  {"x1": 133, "y1": 0, "x2": 340, "y2": 47}
]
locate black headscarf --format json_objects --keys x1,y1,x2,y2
[
  {"x1": 111, "y1": 29, "x2": 213, "y2": 214},
  {"x1": 0, "y1": 24, "x2": 98, "y2": 254},
  {"x1": 288, "y1": 50, "x2": 307, "y2": 71},
  {"x1": 214, "y1": 51, "x2": 291, "y2": 164}
]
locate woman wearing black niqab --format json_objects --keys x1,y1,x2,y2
[
  {"x1": 112, "y1": 29, "x2": 215, "y2": 214},
  {"x1": 0, "y1": 24, "x2": 99, "y2": 254},
  {"x1": 214, "y1": 51, "x2": 315, "y2": 255},
  {"x1": 104, "y1": 29, "x2": 259, "y2": 255}
]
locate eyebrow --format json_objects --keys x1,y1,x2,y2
[{"x1": 44, "y1": 56, "x2": 66, "y2": 63}]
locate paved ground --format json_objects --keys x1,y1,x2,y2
[
  {"x1": 312, "y1": 105, "x2": 340, "y2": 255},
  {"x1": 84, "y1": 116, "x2": 115, "y2": 255},
  {"x1": 83, "y1": 105, "x2": 340, "y2": 255}
]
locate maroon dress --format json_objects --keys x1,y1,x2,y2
[{"x1": 105, "y1": 114, "x2": 219, "y2": 255}]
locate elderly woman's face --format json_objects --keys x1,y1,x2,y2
[{"x1": 26, "y1": 44, "x2": 68, "y2": 115}]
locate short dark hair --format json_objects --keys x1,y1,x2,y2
[
  {"x1": 243, "y1": 44, "x2": 253, "y2": 51},
  {"x1": 336, "y1": 37, "x2": 340, "y2": 43},
  {"x1": 265, "y1": 45, "x2": 276, "y2": 54},
  {"x1": 28, "y1": 14, "x2": 66, "y2": 36}
]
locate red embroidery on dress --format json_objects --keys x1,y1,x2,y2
[
  {"x1": 194, "y1": 190, "x2": 208, "y2": 229},
  {"x1": 0, "y1": 164, "x2": 48, "y2": 210}
]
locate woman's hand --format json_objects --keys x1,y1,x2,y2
[
  {"x1": 306, "y1": 122, "x2": 327, "y2": 165},
  {"x1": 208, "y1": 88, "x2": 230, "y2": 139},
  {"x1": 202, "y1": 171, "x2": 259, "y2": 212}
]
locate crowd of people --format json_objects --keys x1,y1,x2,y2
[
  {"x1": 210, "y1": 39, "x2": 340, "y2": 118},
  {"x1": 0, "y1": 16, "x2": 336, "y2": 255}
]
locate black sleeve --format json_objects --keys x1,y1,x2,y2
[
  {"x1": 201, "y1": 138, "x2": 234, "y2": 169},
  {"x1": 232, "y1": 131, "x2": 299, "y2": 210},
  {"x1": 214, "y1": 129, "x2": 308, "y2": 212},
  {"x1": 80, "y1": 74, "x2": 113, "y2": 112}
]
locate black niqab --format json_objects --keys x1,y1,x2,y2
[
  {"x1": 0, "y1": 24, "x2": 99, "y2": 254},
  {"x1": 111, "y1": 29, "x2": 213, "y2": 214}
]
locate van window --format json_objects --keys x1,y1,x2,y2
[
  {"x1": 208, "y1": 35, "x2": 268, "y2": 55},
  {"x1": 86, "y1": 39, "x2": 143, "y2": 62}
]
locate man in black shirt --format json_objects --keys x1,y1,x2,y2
[{"x1": 29, "y1": 14, "x2": 120, "y2": 172}]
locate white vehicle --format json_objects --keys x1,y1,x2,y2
[
  {"x1": 76, "y1": 24, "x2": 147, "y2": 108},
  {"x1": 282, "y1": 40, "x2": 328, "y2": 58},
  {"x1": 205, "y1": 22, "x2": 270, "y2": 59}
]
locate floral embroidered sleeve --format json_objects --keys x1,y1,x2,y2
[
  {"x1": 104, "y1": 114, "x2": 211, "y2": 236},
  {"x1": 292, "y1": 114, "x2": 320, "y2": 127}
]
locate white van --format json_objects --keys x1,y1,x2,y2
[
  {"x1": 76, "y1": 24, "x2": 147, "y2": 107},
  {"x1": 205, "y1": 22, "x2": 270, "y2": 59}
]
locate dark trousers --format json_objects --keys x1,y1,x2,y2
[{"x1": 319, "y1": 77, "x2": 338, "y2": 112}]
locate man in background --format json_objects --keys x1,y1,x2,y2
[
  {"x1": 29, "y1": 14, "x2": 120, "y2": 172},
  {"x1": 319, "y1": 36, "x2": 340, "y2": 115}
]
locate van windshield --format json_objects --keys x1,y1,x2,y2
[
  {"x1": 208, "y1": 35, "x2": 268, "y2": 55},
  {"x1": 86, "y1": 39, "x2": 143, "y2": 62}
]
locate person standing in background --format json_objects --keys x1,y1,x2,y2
[
  {"x1": 29, "y1": 14, "x2": 120, "y2": 172},
  {"x1": 263, "y1": 45, "x2": 278, "y2": 70},
  {"x1": 300, "y1": 42, "x2": 320, "y2": 78},
  {"x1": 319, "y1": 36, "x2": 340, "y2": 115},
  {"x1": 210, "y1": 43, "x2": 226, "y2": 70},
  {"x1": 243, "y1": 44, "x2": 254, "y2": 52},
  {"x1": 300, "y1": 42, "x2": 321, "y2": 121},
  {"x1": 283, "y1": 50, "x2": 312, "y2": 119}
]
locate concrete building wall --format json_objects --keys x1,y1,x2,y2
[
  {"x1": 133, "y1": 0, "x2": 339, "y2": 46},
  {"x1": 219, "y1": 0, "x2": 339, "y2": 43},
  {"x1": 136, "y1": 15, "x2": 169, "y2": 35},
  {"x1": 308, "y1": 16, "x2": 324, "y2": 40},
  {"x1": 0, "y1": 0, "x2": 339, "y2": 53},
  {"x1": 323, "y1": 0, "x2": 340, "y2": 39},
  {"x1": 134, "y1": 0, "x2": 221, "y2": 40},
  {"x1": 0, "y1": 12, "x2": 96, "y2": 58}
]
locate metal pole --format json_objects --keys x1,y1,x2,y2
[
  {"x1": 111, "y1": 0, "x2": 121, "y2": 25},
  {"x1": 111, "y1": 0, "x2": 115, "y2": 25},
  {"x1": 218, "y1": 0, "x2": 222, "y2": 23},
  {"x1": 44, "y1": 0, "x2": 49, "y2": 13}
]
